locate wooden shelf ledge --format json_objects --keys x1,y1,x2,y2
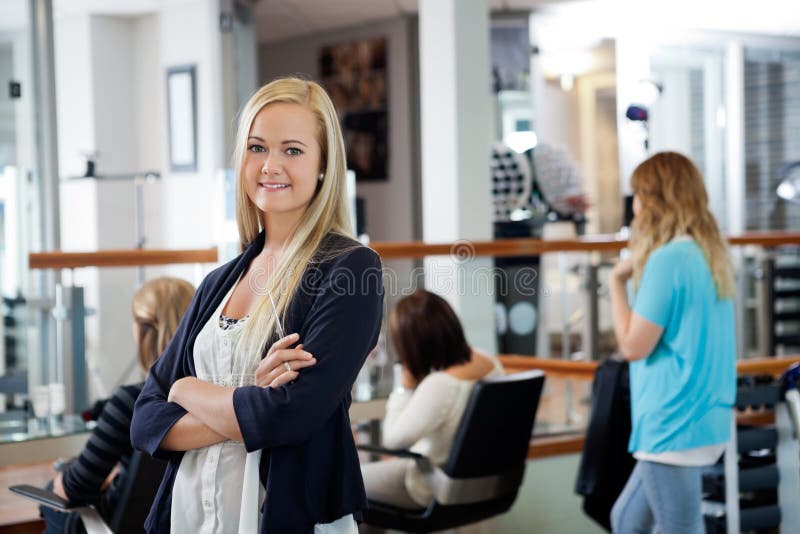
[
  {"x1": 29, "y1": 248, "x2": 218, "y2": 269},
  {"x1": 372, "y1": 231, "x2": 800, "y2": 260},
  {"x1": 499, "y1": 354, "x2": 800, "y2": 381}
]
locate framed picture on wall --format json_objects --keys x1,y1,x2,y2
[
  {"x1": 319, "y1": 37, "x2": 388, "y2": 182},
  {"x1": 166, "y1": 65, "x2": 197, "y2": 172}
]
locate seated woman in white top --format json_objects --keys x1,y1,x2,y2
[{"x1": 361, "y1": 289, "x2": 504, "y2": 510}]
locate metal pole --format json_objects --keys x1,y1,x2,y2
[
  {"x1": 559, "y1": 252, "x2": 570, "y2": 359},
  {"x1": 755, "y1": 255, "x2": 775, "y2": 357},
  {"x1": 583, "y1": 262, "x2": 600, "y2": 360},
  {"x1": 53, "y1": 284, "x2": 89, "y2": 413},
  {"x1": 69, "y1": 286, "x2": 88, "y2": 412},
  {"x1": 29, "y1": 0, "x2": 61, "y2": 387},
  {"x1": 724, "y1": 412, "x2": 740, "y2": 534},
  {"x1": 30, "y1": 0, "x2": 60, "y2": 250},
  {"x1": 53, "y1": 285, "x2": 66, "y2": 385}
]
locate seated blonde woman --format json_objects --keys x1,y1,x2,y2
[
  {"x1": 41, "y1": 277, "x2": 194, "y2": 534},
  {"x1": 361, "y1": 289, "x2": 503, "y2": 510}
]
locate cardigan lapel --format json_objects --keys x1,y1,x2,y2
[{"x1": 182, "y1": 231, "x2": 266, "y2": 376}]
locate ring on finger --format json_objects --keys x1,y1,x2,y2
[{"x1": 283, "y1": 361, "x2": 292, "y2": 373}]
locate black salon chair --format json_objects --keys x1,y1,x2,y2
[
  {"x1": 357, "y1": 369, "x2": 545, "y2": 532},
  {"x1": 10, "y1": 450, "x2": 166, "y2": 534}
]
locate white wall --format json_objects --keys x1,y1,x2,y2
[
  {"x1": 148, "y1": 0, "x2": 222, "y2": 256},
  {"x1": 54, "y1": 15, "x2": 94, "y2": 180},
  {"x1": 54, "y1": 12, "x2": 103, "y2": 393},
  {"x1": 648, "y1": 67, "x2": 693, "y2": 156},
  {"x1": 133, "y1": 13, "x2": 169, "y2": 261},
  {"x1": 55, "y1": 1, "x2": 226, "y2": 395},
  {"x1": 535, "y1": 79, "x2": 580, "y2": 154}
]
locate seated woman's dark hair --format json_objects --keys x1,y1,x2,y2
[{"x1": 389, "y1": 289, "x2": 472, "y2": 383}]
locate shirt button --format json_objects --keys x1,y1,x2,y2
[{"x1": 204, "y1": 500, "x2": 211, "y2": 507}]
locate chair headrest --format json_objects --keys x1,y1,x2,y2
[{"x1": 478, "y1": 368, "x2": 544, "y2": 385}]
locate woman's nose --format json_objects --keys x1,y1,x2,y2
[{"x1": 262, "y1": 155, "x2": 280, "y2": 175}]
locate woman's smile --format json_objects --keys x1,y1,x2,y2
[{"x1": 258, "y1": 182, "x2": 291, "y2": 191}]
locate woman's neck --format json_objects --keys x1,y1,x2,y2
[
  {"x1": 443, "y1": 350, "x2": 494, "y2": 380},
  {"x1": 262, "y1": 211, "x2": 301, "y2": 251}
]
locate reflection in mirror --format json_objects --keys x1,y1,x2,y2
[{"x1": 0, "y1": 0, "x2": 38, "y2": 424}]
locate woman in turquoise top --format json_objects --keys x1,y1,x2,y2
[{"x1": 609, "y1": 152, "x2": 736, "y2": 534}]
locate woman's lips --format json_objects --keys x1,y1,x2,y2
[{"x1": 259, "y1": 183, "x2": 290, "y2": 191}]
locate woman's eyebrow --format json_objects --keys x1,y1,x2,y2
[
  {"x1": 282, "y1": 139, "x2": 308, "y2": 147},
  {"x1": 247, "y1": 136, "x2": 307, "y2": 147}
]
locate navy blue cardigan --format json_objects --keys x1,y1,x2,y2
[{"x1": 130, "y1": 232, "x2": 384, "y2": 533}]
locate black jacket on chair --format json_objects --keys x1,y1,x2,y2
[{"x1": 575, "y1": 358, "x2": 636, "y2": 531}]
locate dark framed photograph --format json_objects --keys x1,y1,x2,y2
[
  {"x1": 166, "y1": 65, "x2": 197, "y2": 172},
  {"x1": 320, "y1": 37, "x2": 388, "y2": 182}
]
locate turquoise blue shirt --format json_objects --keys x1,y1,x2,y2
[{"x1": 629, "y1": 239, "x2": 736, "y2": 454}]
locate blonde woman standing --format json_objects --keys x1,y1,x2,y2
[
  {"x1": 131, "y1": 78, "x2": 384, "y2": 533},
  {"x1": 609, "y1": 152, "x2": 736, "y2": 533}
]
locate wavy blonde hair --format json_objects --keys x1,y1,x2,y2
[
  {"x1": 629, "y1": 151, "x2": 735, "y2": 299},
  {"x1": 232, "y1": 77, "x2": 356, "y2": 368},
  {"x1": 132, "y1": 277, "x2": 195, "y2": 372}
]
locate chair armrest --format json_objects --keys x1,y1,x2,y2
[
  {"x1": 356, "y1": 444, "x2": 425, "y2": 459},
  {"x1": 9, "y1": 484, "x2": 76, "y2": 511},
  {"x1": 356, "y1": 444, "x2": 435, "y2": 477},
  {"x1": 9, "y1": 484, "x2": 113, "y2": 534}
]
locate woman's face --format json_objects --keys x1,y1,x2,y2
[{"x1": 243, "y1": 103, "x2": 322, "y2": 220}]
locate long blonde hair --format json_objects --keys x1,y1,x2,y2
[
  {"x1": 132, "y1": 277, "x2": 195, "y2": 372},
  {"x1": 629, "y1": 151, "x2": 735, "y2": 299},
  {"x1": 232, "y1": 77, "x2": 356, "y2": 367}
]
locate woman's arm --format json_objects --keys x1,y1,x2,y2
[
  {"x1": 167, "y1": 378, "x2": 241, "y2": 441},
  {"x1": 166, "y1": 335, "x2": 317, "y2": 443},
  {"x1": 59, "y1": 386, "x2": 137, "y2": 503},
  {"x1": 610, "y1": 259, "x2": 663, "y2": 361},
  {"x1": 159, "y1": 412, "x2": 228, "y2": 450},
  {"x1": 231, "y1": 247, "x2": 384, "y2": 451}
]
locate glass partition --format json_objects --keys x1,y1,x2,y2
[{"x1": 0, "y1": 0, "x2": 40, "y2": 424}]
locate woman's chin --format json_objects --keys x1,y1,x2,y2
[{"x1": 253, "y1": 201, "x2": 310, "y2": 218}]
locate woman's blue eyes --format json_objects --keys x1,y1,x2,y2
[{"x1": 247, "y1": 145, "x2": 303, "y2": 156}]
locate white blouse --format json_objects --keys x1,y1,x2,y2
[{"x1": 171, "y1": 283, "x2": 357, "y2": 533}]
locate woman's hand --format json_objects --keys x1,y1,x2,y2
[
  {"x1": 611, "y1": 258, "x2": 634, "y2": 283},
  {"x1": 53, "y1": 472, "x2": 68, "y2": 500},
  {"x1": 101, "y1": 464, "x2": 120, "y2": 491},
  {"x1": 255, "y1": 333, "x2": 317, "y2": 388}
]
